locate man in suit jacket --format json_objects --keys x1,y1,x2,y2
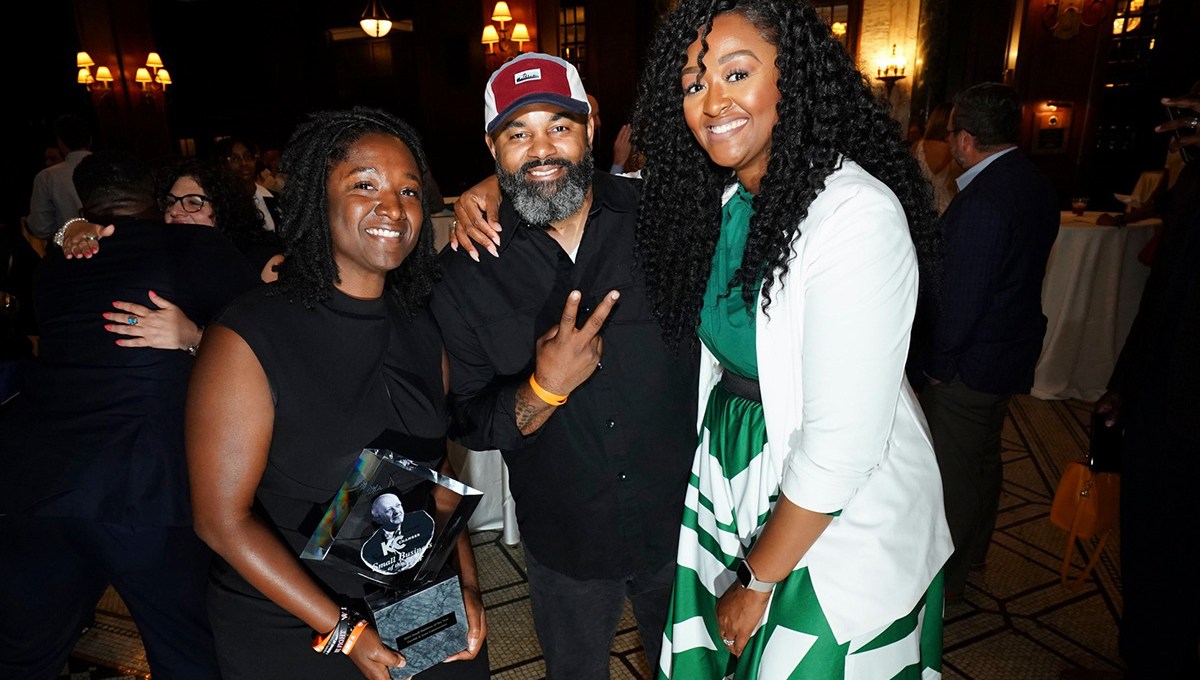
[
  {"x1": 0, "y1": 150, "x2": 258, "y2": 679},
  {"x1": 917, "y1": 82, "x2": 1059, "y2": 600}
]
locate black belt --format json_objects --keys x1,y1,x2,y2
[{"x1": 720, "y1": 370, "x2": 761, "y2": 403}]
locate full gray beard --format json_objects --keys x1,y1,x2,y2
[{"x1": 496, "y1": 149, "x2": 594, "y2": 225}]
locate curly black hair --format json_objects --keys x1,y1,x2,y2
[
  {"x1": 633, "y1": 0, "x2": 941, "y2": 348},
  {"x1": 155, "y1": 157, "x2": 276, "y2": 257},
  {"x1": 271, "y1": 106, "x2": 439, "y2": 314}
]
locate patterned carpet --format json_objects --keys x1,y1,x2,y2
[{"x1": 65, "y1": 395, "x2": 1122, "y2": 679}]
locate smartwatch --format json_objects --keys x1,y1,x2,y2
[{"x1": 736, "y1": 559, "x2": 776, "y2": 593}]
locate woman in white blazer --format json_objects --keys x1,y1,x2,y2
[{"x1": 632, "y1": 1, "x2": 953, "y2": 677}]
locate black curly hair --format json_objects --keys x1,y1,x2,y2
[
  {"x1": 155, "y1": 157, "x2": 276, "y2": 257},
  {"x1": 633, "y1": 0, "x2": 941, "y2": 348},
  {"x1": 271, "y1": 106, "x2": 438, "y2": 314}
]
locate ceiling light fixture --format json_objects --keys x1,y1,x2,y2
[{"x1": 360, "y1": 0, "x2": 393, "y2": 38}]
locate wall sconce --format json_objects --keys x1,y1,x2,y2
[
  {"x1": 482, "y1": 2, "x2": 530, "y2": 62},
  {"x1": 77, "y1": 52, "x2": 115, "y2": 94},
  {"x1": 1043, "y1": 0, "x2": 1111, "y2": 39},
  {"x1": 360, "y1": 0, "x2": 393, "y2": 38},
  {"x1": 875, "y1": 44, "x2": 907, "y2": 97},
  {"x1": 75, "y1": 50, "x2": 169, "y2": 97},
  {"x1": 77, "y1": 52, "x2": 101, "y2": 91},
  {"x1": 138, "y1": 52, "x2": 171, "y2": 91},
  {"x1": 129, "y1": 51, "x2": 170, "y2": 105}
]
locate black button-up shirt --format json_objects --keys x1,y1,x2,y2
[{"x1": 430, "y1": 171, "x2": 698, "y2": 579}]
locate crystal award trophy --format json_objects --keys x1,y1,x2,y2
[{"x1": 301, "y1": 448, "x2": 482, "y2": 677}]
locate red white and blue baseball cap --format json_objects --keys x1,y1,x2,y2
[{"x1": 484, "y1": 52, "x2": 591, "y2": 134}]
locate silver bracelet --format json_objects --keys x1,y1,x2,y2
[
  {"x1": 53, "y1": 217, "x2": 89, "y2": 248},
  {"x1": 186, "y1": 326, "x2": 205, "y2": 356}
]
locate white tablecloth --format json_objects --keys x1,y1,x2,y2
[
  {"x1": 446, "y1": 441, "x2": 520, "y2": 545},
  {"x1": 1031, "y1": 211, "x2": 1158, "y2": 401},
  {"x1": 433, "y1": 198, "x2": 521, "y2": 544}
]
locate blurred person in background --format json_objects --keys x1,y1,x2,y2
[
  {"x1": 26, "y1": 114, "x2": 92, "y2": 241},
  {"x1": 912, "y1": 102, "x2": 962, "y2": 216},
  {"x1": 214, "y1": 136, "x2": 281, "y2": 232},
  {"x1": 1088, "y1": 88, "x2": 1200, "y2": 680},
  {"x1": 0, "y1": 149, "x2": 258, "y2": 680}
]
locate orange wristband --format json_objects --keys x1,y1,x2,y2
[
  {"x1": 529, "y1": 374, "x2": 568, "y2": 406},
  {"x1": 341, "y1": 619, "x2": 370, "y2": 655}
]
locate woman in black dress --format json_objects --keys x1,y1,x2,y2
[{"x1": 186, "y1": 107, "x2": 487, "y2": 680}]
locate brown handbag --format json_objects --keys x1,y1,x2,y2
[{"x1": 1050, "y1": 459, "x2": 1120, "y2": 588}]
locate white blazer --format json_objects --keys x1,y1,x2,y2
[{"x1": 698, "y1": 160, "x2": 953, "y2": 643}]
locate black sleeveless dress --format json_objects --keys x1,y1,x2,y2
[{"x1": 207, "y1": 285, "x2": 487, "y2": 680}]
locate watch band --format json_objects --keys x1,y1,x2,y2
[{"x1": 737, "y1": 559, "x2": 776, "y2": 593}]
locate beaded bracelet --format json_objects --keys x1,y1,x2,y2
[{"x1": 53, "y1": 217, "x2": 89, "y2": 248}]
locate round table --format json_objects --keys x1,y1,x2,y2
[{"x1": 1031, "y1": 211, "x2": 1159, "y2": 401}]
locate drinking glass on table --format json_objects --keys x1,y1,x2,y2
[{"x1": 1071, "y1": 197, "x2": 1089, "y2": 215}]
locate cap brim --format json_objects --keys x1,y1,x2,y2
[{"x1": 486, "y1": 93, "x2": 591, "y2": 134}]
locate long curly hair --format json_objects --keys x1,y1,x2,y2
[
  {"x1": 271, "y1": 107, "x2": 439, "y2": 314},
  {"x1": 633, "y1": 0, "x2": 941, "y2": 348},
  {"x1": 155, "y1": 157, "x2": 276, "y2": 256}
]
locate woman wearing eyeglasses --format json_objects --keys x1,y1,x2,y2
[
  {"x1": 54, "y1": 158, "x2": 283, "y2": 355},
  {"x1": 157, "y1": 158, "x2": 283, "y2": 279}
]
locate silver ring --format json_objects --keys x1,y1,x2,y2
[
  {"x1": 1189, "y1": 118, "x2": 1199, "y2": 130},
  {"x1": 721, "y1": 637, "x2": 735, "y2": 647},
  {"x1": 451, "y1": 220, "x2": 459, "y2": 228},
  {"x1": 82, "y1": 234, "x2": 99, "y2": 242},
  {"x1": 127, "y1": 316, "x2": 138, "y2": 326}
]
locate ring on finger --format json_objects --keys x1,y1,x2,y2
[
  {"x1": 83, "y1": 235, "x2": 98, "y2": 242},
  {"x1": 1190, "y1": 117, "x2": 1199, "y2": 130},
  {"x1": 127, "y1": 316, "x2": 138, "y2": 326},
  {"x1": 721, "y1": 637, "x2": 735, "y2": 647}
]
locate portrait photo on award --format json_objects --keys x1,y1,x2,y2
[
  {"x1": 360, "y1": 491, "x2": 435, "y2": 576},
  {"x1": 300, "y1": 448, "x2": 483, "y2": 592}
]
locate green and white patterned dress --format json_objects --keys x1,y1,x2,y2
[{"x1": 657, "y1": 185, "x2": 944, "y2": 680}]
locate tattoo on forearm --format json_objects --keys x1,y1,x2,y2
[{"x1": 514, "y1": 387, "x2": 552, "y2": 433}]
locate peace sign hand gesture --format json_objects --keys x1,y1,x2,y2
[{"x1": 514, "y1": 289, "x2": 620, "y2": 434}]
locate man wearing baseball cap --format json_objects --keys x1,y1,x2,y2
[{"x1": 430, "y1": 53, "x2": 697, "y2": 679}]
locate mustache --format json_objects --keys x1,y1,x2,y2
[{"x1": 518, "y1": 158, "x2": 573, "y2": 174}]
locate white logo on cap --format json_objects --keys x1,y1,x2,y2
[{"x1": 514, "y1": 68, "x2": 542, "y2": 84}]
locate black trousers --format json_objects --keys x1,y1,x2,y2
[
  {"x1": 0, "y1": 515, "x2": 219, "y2": 680},
  {"x1": 919, "y1": 378, "x2": 1012, "y2": 596},
  {"x1": 524, "y1": 546, "x2": 675, "y2": 680}
]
